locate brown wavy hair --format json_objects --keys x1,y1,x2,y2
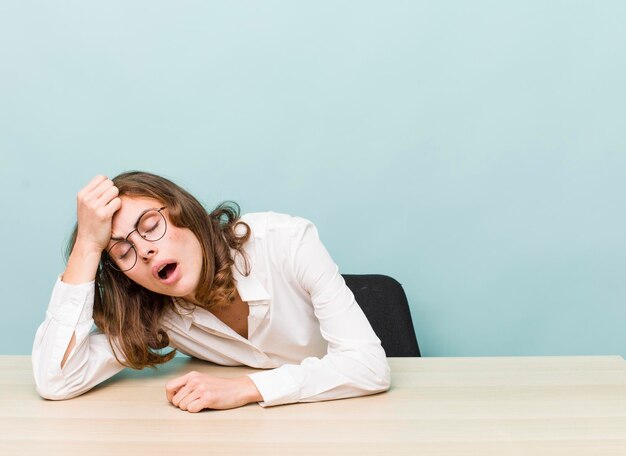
[{"x1": 66, "y1": 171, "x2": 250, "y2": 370}]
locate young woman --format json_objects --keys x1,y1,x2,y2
[{"x1": 32, "y1": 172, "x2": 390, "y2": 412}]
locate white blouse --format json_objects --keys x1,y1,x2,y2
[{"x1": 32, "y1": 212, "x2": 391, "y2": 407}]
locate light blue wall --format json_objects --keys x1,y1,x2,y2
[{"x1": 1, "y1": 1, "x2": 625, "y2": 357}]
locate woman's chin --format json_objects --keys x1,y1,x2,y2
[{"x1": 165, "y1": 279, "x2": 198, "y2": 301}]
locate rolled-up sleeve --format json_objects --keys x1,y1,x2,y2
[
  {"x1": 32, "y1": 277, "x2": 125, "y2": 400},
  {"x1": 248, "y1": 218, "x2": 390, "y2": 406}
]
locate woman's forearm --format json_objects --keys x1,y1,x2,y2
[{"x1": 62, "y1": 242, "x2": 103, "y2": 285}]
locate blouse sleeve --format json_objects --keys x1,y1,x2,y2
[
  {"x1": 247, "y1": 217, "x2": 391, "y2": 406},
  {"x1": 31, "y1": 277, "x2": 125, "y2": 400}
]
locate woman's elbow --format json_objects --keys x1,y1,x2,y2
[
  {"x1": 36, "y1": 382, "x2": 72, "y2": 401},
  {"x1": 34, "y1": 375, "x2": 85, "y2": 401},
  {"x1": 353, "y1": 350, "x2": 391, "y2": 393},
  {"x1": 372, "y1": 357, "x2": 391, "y2": 392}
]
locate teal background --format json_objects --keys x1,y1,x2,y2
[{"x1": 1, "y1": 1, "x2": 625, "y2": 357}]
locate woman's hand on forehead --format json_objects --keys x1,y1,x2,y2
[{"x1": 75, "y1": 175, "x2": 122, "y2": 253}]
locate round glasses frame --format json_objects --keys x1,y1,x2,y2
[{"x1": 105, "y1": 206, "x2": 168, "y2": 272}]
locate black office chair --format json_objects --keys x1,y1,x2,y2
[{"x1": 343, "y1": 274, "x2": 420, "y2": 357}]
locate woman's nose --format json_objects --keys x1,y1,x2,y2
[
  {"x1": 140, "y1": 245, "x2": 158, "y2": 260},
  {"x1": 131, "y1": 234, "x2": 158, "y2": 260}
]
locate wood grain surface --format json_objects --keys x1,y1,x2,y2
[{"x1": 1, "y1": 355, "x2": 625, "y2": 455}]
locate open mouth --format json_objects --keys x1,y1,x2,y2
[{"x1": 158, "y1": 262, "x2": 178, "y2": 280}]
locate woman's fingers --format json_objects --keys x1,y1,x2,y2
[
  {"x1": 79, "y1": 175, "x2": 108, "y2": 196},
  {"x1": 95, "y1": 184, "x2": 120, "y2": 207},
  {"x1": 106, "y1": 196, "x2": 122, "y2": 214},
  {"x1": 88, "y1": 178, "x2": 116, "y2": 203},
  {"x1": 172, "y1": 385, "x2": 192, "y2": 407},
  {"x1": 177, "y1": 390, "x2": 203, "y2": 411},
  {"x1": 186, "y1": 397, "x2": 207, "y2": 413},
  {"x1": 165, "y1": 371, "x2": 195, "y2": 402},
  {"x1": 166, "y1": 372, "x2": 206, "y2": 409}
]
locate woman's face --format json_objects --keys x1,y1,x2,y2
[{"x1": 108, "y1": 195, "x2": 203, "y2": 301}]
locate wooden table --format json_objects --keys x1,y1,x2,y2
[{"x1": 1, "y1": 355, "x2": 625, "y2": 455}]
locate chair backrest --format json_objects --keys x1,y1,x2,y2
[{"x1": 342, "y1": 274, "x2": 420, "y2": 357}]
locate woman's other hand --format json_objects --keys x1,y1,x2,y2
[{"x1": 165, "y1": 371, "x2": 263, "y2": 412}]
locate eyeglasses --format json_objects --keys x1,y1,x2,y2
[{"x1": 105, "y1": 207, "x2": 167, "y2": 272}]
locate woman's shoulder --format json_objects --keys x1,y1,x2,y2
[
  {"x1": 240, "y1": 211, "x2": 312, "y2": 226},
  {"x1": 239, "y1": 211, "x2": 314, "y2": 238}
]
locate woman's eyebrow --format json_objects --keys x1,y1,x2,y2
[{"x1": 110, "y1": 208, "x2": 155, "y2": 241}]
